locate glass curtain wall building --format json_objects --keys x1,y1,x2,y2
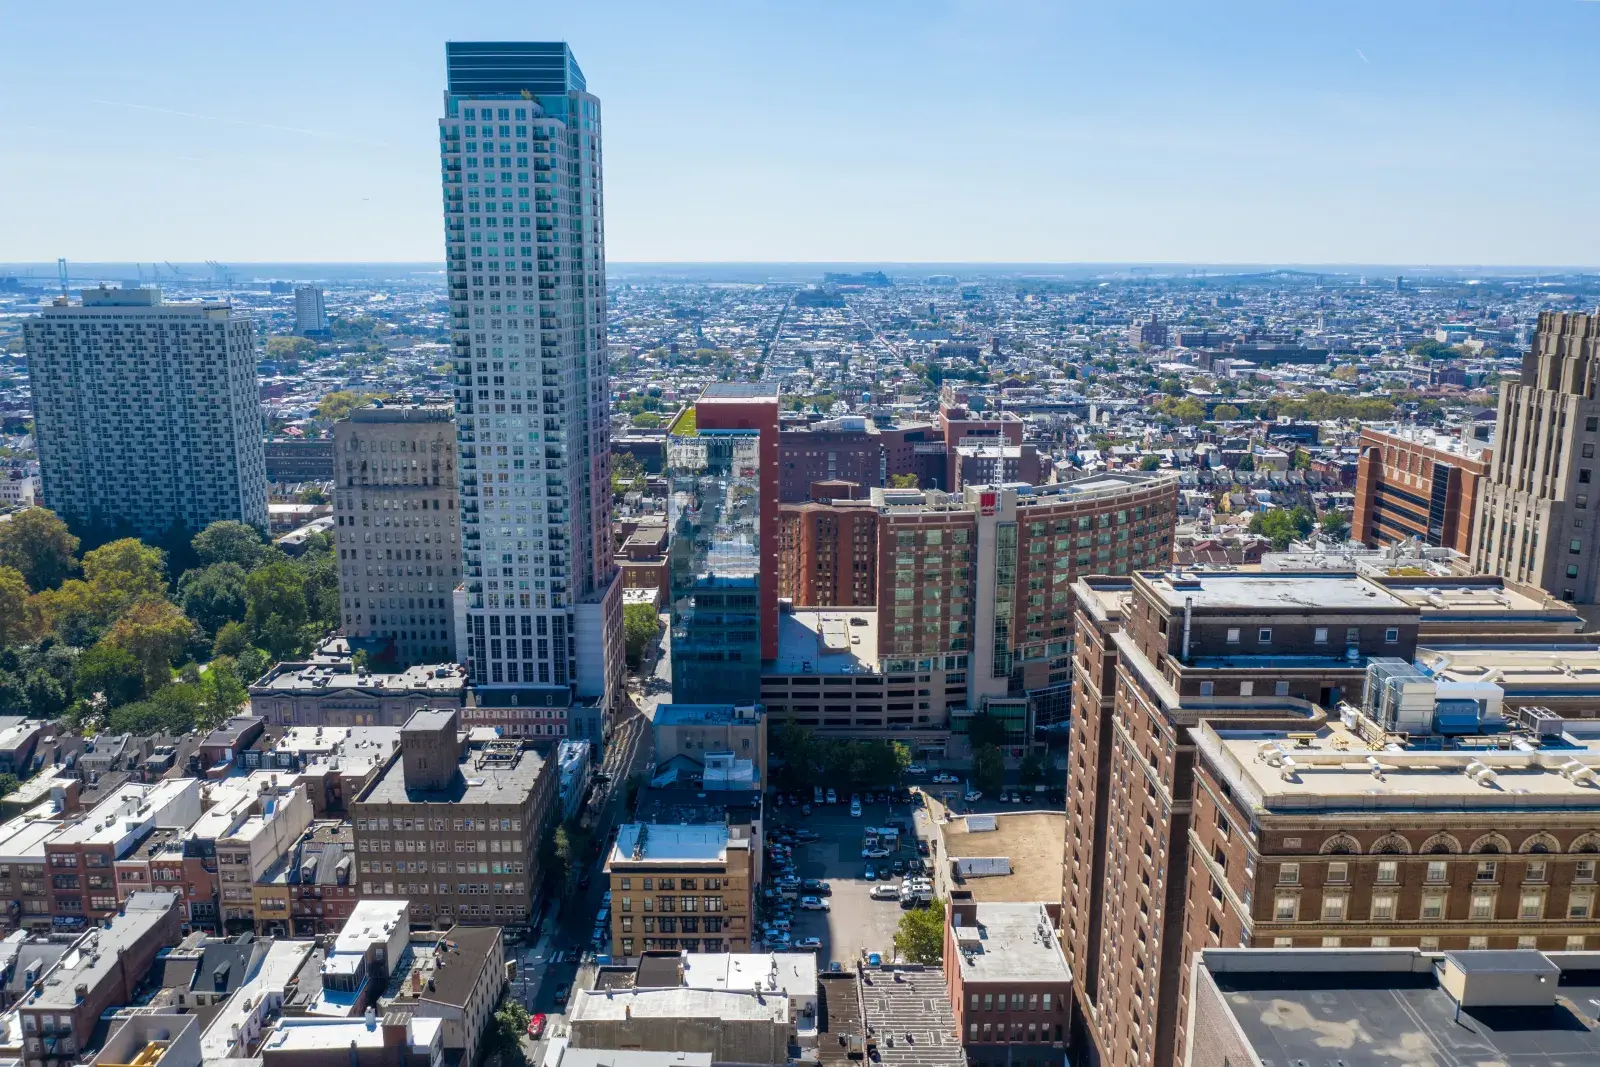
[
  {"x1": 439, "y1": 42, "x2": 622, "y2": 741},
  {"x1": 667, "y1": 431, "x2": 763, "y2": 705}
]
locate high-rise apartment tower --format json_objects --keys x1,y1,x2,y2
[
  {"x1": 293, "y1": 285, "x2": 328, "y2": 335},
  {"x1": 25, "y1": 286, "x2": 268, "y2": 538},
  {"x1": 440, "y1": 42, "x2": 622, "y2": 737},
  {"x1": 333, "y1": 403, "x2": 460, "y2": 666}
]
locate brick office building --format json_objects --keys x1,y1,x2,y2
[
  {"x1": 1171, "y1": 709, "x2": 1600, "y2": 1060},
  {"x1": 945, "y1": 900, "x2": 1073, "y2": 1067},
  {"x1": 351, "y1": 709, "x2": 555, "y2": 931},
  {"x1": 777, "y1": 498, "x2": 879, "y2": 608},
  {"x1": 1352, "y1": 424, "x2": 1489, "y2": 553},
  {"x1": 1061, "y1": 570, "x2": 1420, "y2": 1067}
]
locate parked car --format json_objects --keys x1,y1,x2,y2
[
  {"x1": 553, "y1": 984, "x2": 571, "y2": 1006},
  {"x1": 802, "y1": 879, "x2": 832, "y2": 894},
  {"x1": 795, "y1": 936, "x2": 823, "y2": 951},
  {"x1": 795, "y1": 829, "x2": 819, "y2": 842},
  {"x1": 861, "y1": 847, "x2": 891, "y2": 859},
  {"x1": 871, "y1": 884, "x2": 901, "y2": 900},
  {"x1": 909, "y1": 858, "x2": 927, "y2": 875},
  {"x1": 799, "y1": 895, "x2": 830, "y2": 911},
  {"x1": 933, "y1": 772, "x2": 959, "y2": 784},
  {"x1": 825, "y1": 788, "x2": 837, "y2": 804},
  {"x1": 892, "y1": 860, "x2": 906, "y2": 875},
  {"x1": 527, "y1": 1014, "x2": 548, "y2": 1038},
  {"x1": 801, "y1": 803, "x2": 812, "y2": 816},
  {"x1": 907, "y1": 764, "x2": 928, "y2": 776},
  {"x1": 864, "y1": 864, "x2": 877, "y2": 880},
  {"x1": 850, "y1": 800, "x2": 862, "y2": 818},
  {"x1": 916, "y1": 839, "x2": 930, "y2": 856},
  {"x1": 964, "y1": 789, "x2": 982, "y2": 802}
]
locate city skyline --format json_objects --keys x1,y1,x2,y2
[{"x1": 3, "y1": 1, "x2": 1598, "y2": 265}]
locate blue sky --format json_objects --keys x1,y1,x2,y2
[{"x1": 2, "y1": 0, "x2": 1597, "y2": 265}]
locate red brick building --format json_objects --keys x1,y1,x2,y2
[{"x1": 1353, "y1": 425, "x2": 1489, "y2": 553}]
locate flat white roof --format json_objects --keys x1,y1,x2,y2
[
  {"x1": 200, "y1": 940, "x2": 315, "y2": 1059},
  {"x1": 260, "y1": 1015, "x2": 440, "y2": 1053},
  {"x1": 679, "y1": 952, "x2": 816, "y2": 997},
  {"x1": 0, "y1": 816, "x2": 61, "y2": 861},
  {"x1": 610, "y1": 824, "x2": 730, "y2": 865},
  {"x1": 333, "y1": 899, "x2": 409, "y2": 953}
]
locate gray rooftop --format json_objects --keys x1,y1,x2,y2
[
  {"x1": 27, "y1": 891, "x2": 178, "y2": 1009},
  {"x1": 1140, "y1": 571, "x2": 1414, "y2": 613},
  {"x1": 953, "y1": 903, "x2": 1072, "y2": 985},
  {"x1": 1201, "y1": 949, "x2": 1600, "y2": 1066},
  {"x1": 251, "y1": 661, "x2": 466, "y2": 696},
  {"x1": 554, "y1": 1051, "x2": 712, "y2": 1067},
  {"x1": 357, "y1": 744, "x2": 546, "y2": 806},
  {"x1": 769, "y1": 609, "x2": 879, "y2": 676},
  {"x1": 700, "y1": 384, "x2": 780, "y2": 400}
]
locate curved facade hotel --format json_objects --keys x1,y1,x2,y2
[{"x1": 759, "y1": 472, "x2": 1179, "y2": 755}]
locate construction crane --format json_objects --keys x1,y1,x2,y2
[
  {"x1": 163, "y1": 261, "x2": 188, "y2": 280},
  {"x1": 206, "y1": 260, "x2": 235, "y2": 290},
  {"x1": 57, "y1": 258, "x2": 67, "y2": 294}
]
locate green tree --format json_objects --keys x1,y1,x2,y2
[
  {"x1": 483, "y1": 1001, "x2": 530, "y2": 1066},
  {"x1": 193, "y1": 520, "x2": 269, "y2": 569},
  {"x1": 179, "y1": 563, "x2": 250, "y2": 636},
  {"x1": 1330, "y1": 365, "x2": 1360, "y2": 383},
  {"x1": 75, "y1": 643, "x2": 145, "y2": 706},
  {"x1": 1138, "y1": 454, "x2": 1162, "y2": 472},
  {"x1": 245, "y1": 560, "x2": 308, "y2": 655},
  {"x1": 316, "y1": 390, "x2": 387, "y2": 422},
  {"x1": 1173, "y1": 398, "x2": 1206, "y2": 425},
  {"x1": 0, "y1": 565, "x2": 33, "y2": 647},
  {"x1": 971, "y1": 744, "x2": 1005, "y2": 795},
  {"x1": 82, "y1": 539, "x2": 166, "y2": 616},
  {"x1": 212, "y1": 619, "x2": 251, "y2": 657},
  {"x1": 1235, "y1": 453, "x2": 1256, "y2": 473},
  {"x1": 1212, "y1": 403, "x2": 1241, "y2": 422},
  {"x1": 1319, "y1": 510, "x2": 1352, "y2": 541},
  {"x1": 295, "y1": 484, "x2": 329, "y2": 505},
  {"x1": 265, "y1": 335, "x2": 316, "y2": 361},
  {"x1": 197, "y1": 657, "x2": 248, "y2": 727},
  {"x1": 893, "y1": 898, "x2": 946, "y2": 964},
  {"x1": 888, "y1": 473, "x2": 919, "y2": 489},
  {"x1": 1018, "y1": 751, "x2": 1046, "y2": 787},
  {"x1": 104, "y1": 598, "x2": 196, "y2": 695},
  {"x1": 622, "y1": 602, "x2": 659, "y2": 669},
  {"x1": 966, "y1": 712, "x2": 1007, "y2": 749},
  {"x1": 0, "y1": 773, "x2": 18, "y2": 800},
  {"x1": 1248, "y1": 509, "x2": 1305, "y2": 551},
  {"x1": 32, "y1": 580, "x2": 106, "y2": 647},
  {"x1": 630, "y1": 411, "x2": 662, "y2": 429},
  {"x1": 0, "y1": 509, "x2": 79, "y2": 591}
]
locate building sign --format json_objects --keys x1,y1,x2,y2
[
  {"x1": 980, "y1": 491, "x2": 997, "y2": 516},
  {"x1": 52, "y1": 916, "x2": 85, "y2": 929}
]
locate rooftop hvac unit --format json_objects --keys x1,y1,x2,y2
[
  {"x1": 1519, "y1": 707, "x2": 1566, "y2": 739},
  {"x1": 1364, "y1": 658, "x2": 1437, "y2": 735}
]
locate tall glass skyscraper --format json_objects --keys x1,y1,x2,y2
[{"x1": 440, "y1": 42, "x2": 621, "y2": 744}]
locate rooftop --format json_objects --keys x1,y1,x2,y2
[
  {"x1": 0, "y1": 815, "x2": 62, "y2": 861},
  {"x1": 569, "y1": 986, "x2": 789, "y2": 1024},
  {"x1": 1138, "y1": 570, "x2": 1413, "y2": 613},
  {"x1": 1197, "y1": 948, "x2": 1600, "y2": 1067},
  {"x1": 550, "y1": 1049, "x2": 712, "y2": 1067},
  {"x1": 678, "y1": 953, "x2": 817, "y2": 997},
  {"x1": 952, "y1": 903, "x2": 1072, "y2": 985},
  {"x1": 28, "y1": 892, "x2": 179, "y2": 1009},
  {"x1": 251, "y1": 661, "x2": 466, "y2": 696},
  {"x1": 358, "y1": 741, "x2": 546, "y2": 806},
  {"x1": 699, "y1": 383, "x2": 781, "y2": 400},
  {"x1": 609, "y1": 824, "x2": 733, "y2": 866},
  {"x1": 258, "y1": 1013, "x2": 440, "y2": 1055},
  {"x1": 1199, "y1": 719, "x2": 1600, "y2": 811},
  {"x1": 937, "y1": 811, "x2": 1066, "y2": 904},
  {"x1": 333, "y1": 900, "x2": 409, "y2": 956},
  {"x1": 859, "y1": 967, "x2": 965, "y2": 1067},
  {"x1": 769, "y1": 609, "x2": 880, "y2": 676},
  {"x1": 1364, "y1": 422, "x2": 1490, "y2": 461},
  {"x1": 653, "y1": 704, "x2": 762, "y2": 726},
  {"x1": 1417, "y1": 646, "x2": 1600, "y2": 691}
]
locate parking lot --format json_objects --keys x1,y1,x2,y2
[{"x1": 764, "y1": 793, "x2": 935, "y2": 967}]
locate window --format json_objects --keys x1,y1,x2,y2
[
  {"x1": 1477, "y1": 861, "x2": 1497, "y2": 882},
  {"x1": 1371, "y1": 936, "x2": 1391, "y2": 947},
  {"x1": 1569, "y1": 935, "x2": 1588, "y2": 950},
  {"x1": 1578, "y1": 860, "x2": 1596, "y2": 883},
  {"x1": 1582, "y1": 469, "x2": 1593, "y2": 484},
  {"x1": 1583, "y1": 495, "x2": 1592, "y2": 511},
  {"x1": 1520, "y1": 893, "x2": 1545, "y2": 920},
  {"x1": 1376, "y1": 861, "x2": 1398, "y2": 884},
  {"x1": 1313, "y1": 627, "x2": 1328, "y2": 645},
  {"x1": 1326, "y1": 862, "x2": 1348, "y2": 884},
  {"x1": 1570, "y1": 891, "x2": 1594, "y2": 919},
  {"x1": 1586, "y1": 443, "x2": 1596, "y2": 459},
  {"x1": 1321, "y1": 894, "x2": 1347, "y2": 921},
  {"x1": 1471, "y1": 892, "x2": 1495, "y2": 920},
  {"x1": 1278, "y1": 863, "x2": 1300, "y2": 885},
  {"x1": 1275, "y1": 894, "x2": 1298, "y2": 921},
  {"x1": 1384, "y1": 628, "x2": 1399, "y2": 644},
  {"x1": 1469, "y1": 936, "x2": 1489, "y2": 949},
  {"x1": 1426, "y1": 861, "x2": 1448, "y2": 883},
  {"x1": 1421, "y1": 892, "x2": 1446, "y2": 920},
  {"x1": 1226, "y1": 628, "x2": 1241, "y2": 645},
  {"x1": 1527, "y1": 861, "x2": 1547, "y2": 883},
  {"x1": 1570, "y1": 565, "x2": 1581, "y2": 579},
  {"x1": 1239, "y1": 681, "x2": 1254, "y2": 697},
  {"x1": 1274, "y1": 681, "x2": 1290, "y2": 697},
  {"x1": 1573, "y1": 540, "x2": 1585, "y2": 555},
  {"x1": 1589, "y1": 417, "x2": 1599, "y2": 433},
  {"x1": 1370, "y1": 893, "x2": 1397, "y2": 920},
  {"x1": 1258, "y1": 628, "x2": 1272, "y2": 644},
  {"x1": 1199, "y1": 681, "x2": 1214, "y2": 697}
]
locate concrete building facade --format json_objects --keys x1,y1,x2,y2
[
  {"x1": 24, "y1": 286, "x2": 267, "y2": 537},
  {"x1": 333, "y1": 404, "x2": 461, "y2": 665},
  {"x1": 1473, "y1": 311, "x2": 1600, "y2": 602}
]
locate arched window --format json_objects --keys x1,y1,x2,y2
[
  {"x1": 1320, "y1": 833, "x2": 1361, "y2": 855},
  {"x1": 1420, "y1": 833, "x2": 1462, "y2": 855}
]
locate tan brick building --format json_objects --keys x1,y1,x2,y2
[
  {"x1": 351, "y1": 709, "x2": 555, "y2": 930},
  {"x1": 605, "y1": 823, "x2": 755, "y2": 956}
]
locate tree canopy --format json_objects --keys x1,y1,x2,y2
[
  {"x1": 893, "y1": 899, "x2": 945, "y2": 964},
  {"x1": 0, "y1": 509, "x2": 79, "y2": 591}
]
